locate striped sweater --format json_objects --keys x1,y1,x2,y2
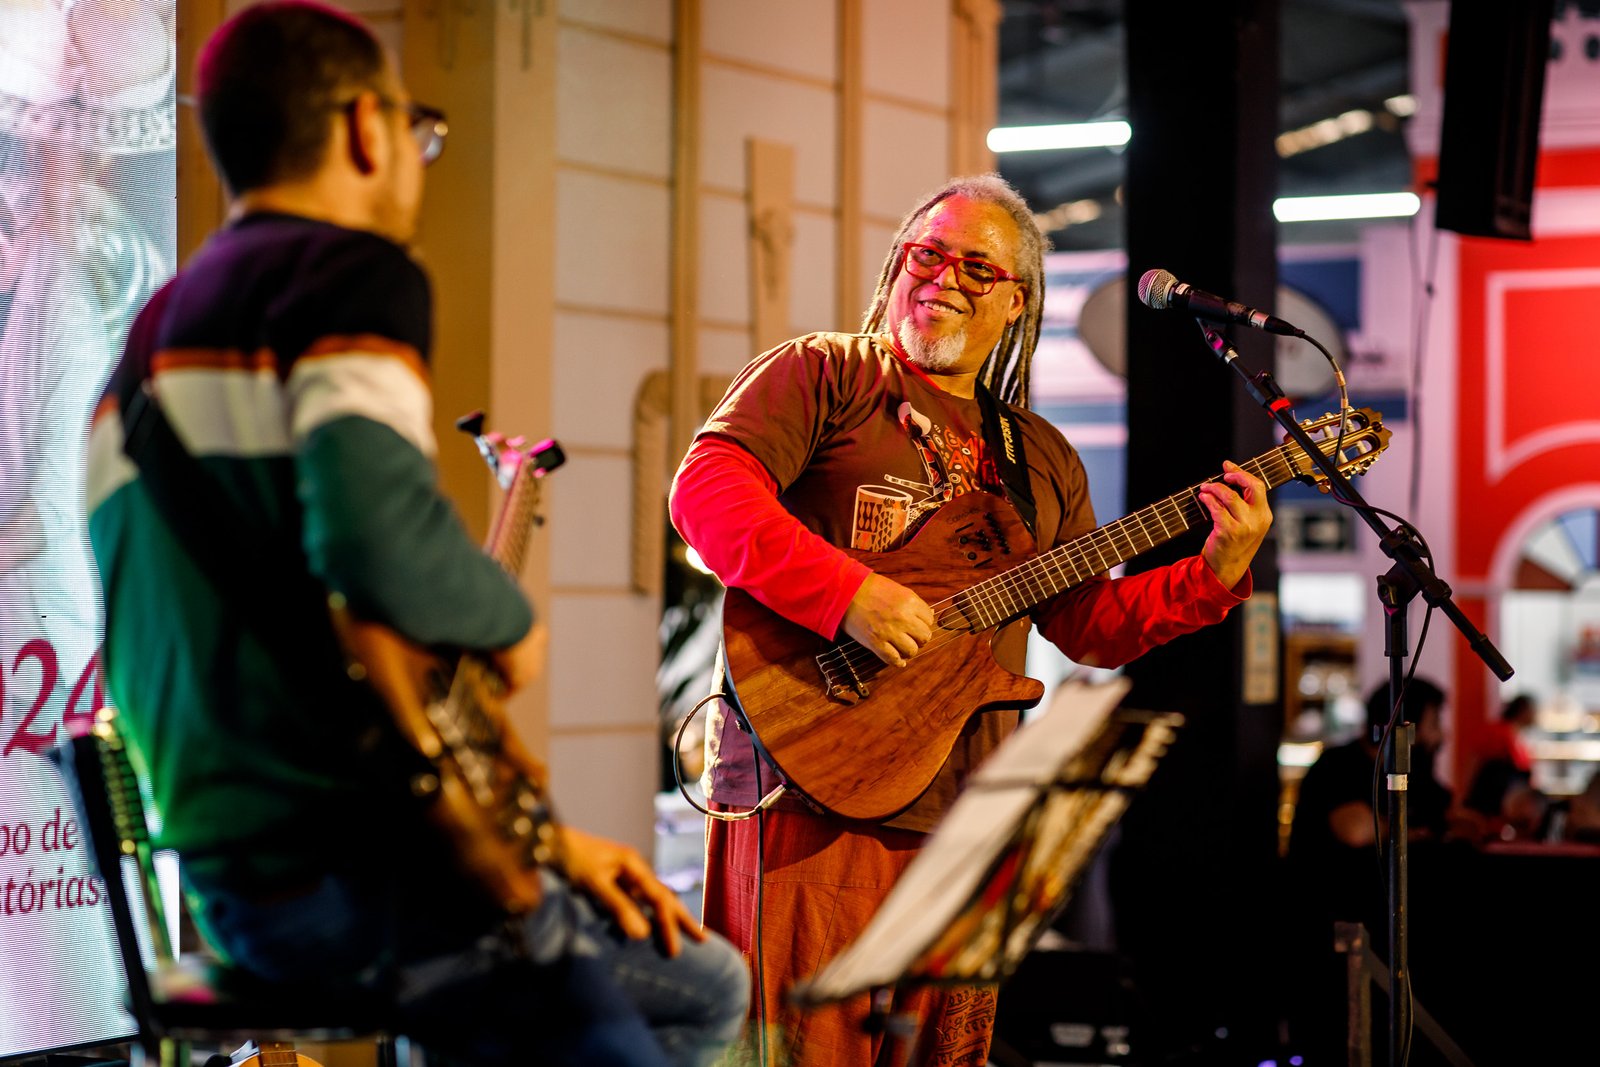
[{"x1": 86, "y1": 212, "x2": 532, "y2": 883}]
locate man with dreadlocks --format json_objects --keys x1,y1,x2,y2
[{"x1": 669, "y1": 174, "x2": 1271, "y2": 1065}]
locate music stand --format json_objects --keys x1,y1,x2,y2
[{"x1": 789, "y1": 680, "x2": 1181, "y2": 1053}]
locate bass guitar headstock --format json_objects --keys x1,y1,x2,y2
[
  {"x1": 456, "y1": 410, "x2": 566, "y2": 490},
  {"x1": 1287, "y1": 406, "x2": 1390, "y2": 493}
]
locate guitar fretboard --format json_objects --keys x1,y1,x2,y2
[
  {"x1": 952, "y1": 442, "x2": 1307, "y2": 631},
  {"x1": 487, "y1": 454, "x2": 547, "y2": 579}
]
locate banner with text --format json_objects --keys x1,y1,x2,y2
[{"x1": 0, "y1": 2, "x2": 176, "y2": 1053}]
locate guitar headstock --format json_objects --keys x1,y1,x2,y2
[
  {"x1": 1287, "y1": 406, "x2": 1390, "y2": 493},
  {"x1": 456, "y1": 411, "x2": 566, "y2": 490}
]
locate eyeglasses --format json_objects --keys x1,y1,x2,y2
[
  {"x1": 900, "y1": 242, "x2": 1022, "y2": 296},
  {"x1": 336, "y1": 94, "x2": 449, "y2": 166},
  {"x1": 399, "y1": 101, "x2": 448, "y2": 166}
]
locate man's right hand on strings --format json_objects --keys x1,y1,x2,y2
[{"x1": 842, "y1": 572, "x2": 936, "y2": 667}]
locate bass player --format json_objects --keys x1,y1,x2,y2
[
  {"x1": 669, "y1": 173, "x2": 1272, "y2": 1066},
  {"x1": 85, "y1": 5, "x2": 746, "y2": 1065}
]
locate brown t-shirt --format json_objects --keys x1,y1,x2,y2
[{"x1": 698, "y1": 332, "x2": 1095, "y2": 832}]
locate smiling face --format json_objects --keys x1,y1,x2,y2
[{"x1": 886, "y1": 195, "x2": 1027, "y2": 378}]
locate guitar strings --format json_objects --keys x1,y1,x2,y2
[
  {"x1": 812, "y1": 443, "x2": 1323, "y2": 685},
  {"x1": 816, "y1": 478, "x2": 1221, "y2": 680},
  {"x1": 813, "y1": 469, "x2": 1215, "y2": 680}
]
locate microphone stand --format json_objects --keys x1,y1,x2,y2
[{"x1": 1197, "y1": 325, "x2": 1513, "y2": 1067}]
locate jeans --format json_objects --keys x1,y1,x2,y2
[{"x1": 192, "y1": 864, "x2": 749, "y2": 1067}]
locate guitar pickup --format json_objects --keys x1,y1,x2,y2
[{"x1": 817, "y1": 647, "x2": 871, "y2": 703}]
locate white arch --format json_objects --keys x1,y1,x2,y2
[{"x1": 1487, "y1": 484, "x2": 1600, "y2": 592}]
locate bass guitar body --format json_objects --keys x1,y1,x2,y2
[
  {"x1": 721, "y1": 492, "x2": 1045, "y2": 823},
  {"x1": 329, "y1": 606, "x2": 552, "y2": 914}
]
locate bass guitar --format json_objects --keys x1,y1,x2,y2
[
  {"x1": 721, "y1": 406, "x2": 1390, "y2": 822},
  {"x1": 330, "y1": 413, "x2": 565, "y2": 913}
]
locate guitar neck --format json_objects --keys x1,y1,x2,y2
[
  {"x1": 485, "y1": 460, "x2": 546, "y2": 576},
  {"x1": 955, "y1": 442, "x2": 1305, "y2": 630},
  {"x1": 441, "y1": 457, "x2": 547, "y2": 790}
]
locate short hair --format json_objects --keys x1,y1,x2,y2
[
  {"x1": 196, "y1": 2, "x2": 387, "y2": 195},
  {"x1": 1365, "y1": 676, "x2": 1446, "y2": 734},
  {"x1": 1500, "y1": 692, "x2": 1535, "y2": 723},
  {"x1": 860, "y1": 174, "x2": 1051, "y2": 407}
]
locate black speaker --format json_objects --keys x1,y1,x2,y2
[{"x1": 1433, "y1": 0, "x2": 1556, "y2": 240}]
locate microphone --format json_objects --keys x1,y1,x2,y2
[{"x1": 1137, "y1": 268, "x2": 1303, "y2": 337}]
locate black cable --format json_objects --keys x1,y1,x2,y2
[
  {"x1": 671, "y1": 693, "x2": 784, "y2": 821},
  {"x1": 670, "y1": 693, "x2": 726, "y2": 818},
  {"x1": 668, "y1": 690, "x2": 772, "y2": 1065},
  {"x1": 1407, "y1": 211, "x2": 1442, "y2": 518},
  {"x1": 1367, "y1": 601, "x2": 1435, "y2": 1067},
  {"x1": 1298, "y1": 330, "x2": 1351, "y2": 461},
  {"x1": 752, "y1": 742, "x2": 769, "y2": 1067}
]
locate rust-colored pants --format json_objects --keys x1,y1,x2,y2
[{"x1": 703, "y1": 804, "x2": 995, "y2": 1067}]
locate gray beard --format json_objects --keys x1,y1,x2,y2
[{"x1": 897, "y1": 318, "x2": 967, "y2": 373}]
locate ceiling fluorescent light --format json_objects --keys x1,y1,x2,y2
[
  {"x1": 987, "y1": 120, "x2": 1132, "y2": 153},
  {"x1": 1276, "y1": 108, "x2": 1376, "y2": 158},
  {"x1": 1274, "y1": 192, "x2": 1420, "y2": 222},
  {"x1": 1385, "y1": 94, "x2": 1417, "y2": 118}
]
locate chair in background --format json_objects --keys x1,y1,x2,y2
[{"x1": 50, "y1": 711, "x2": 414, "y2": 1067}]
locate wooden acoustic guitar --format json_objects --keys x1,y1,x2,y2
[
  {"x1": 721, "y1": 406, "x2": 1391, "y2": 822},
  {"x1": 329, "y1": 414, "x2": 565, "y2": 914}
]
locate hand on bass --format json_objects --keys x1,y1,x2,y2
[
  {"x1": 841, "y1": 572, "x2": 936, "y2": 667},
  {"x1": 558, "y1": 825, "x2": 708, "y2": 957},
  {"x1": 490, "y1": 622, "x2": 547, "y2": 694}
]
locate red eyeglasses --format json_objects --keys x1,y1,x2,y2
[{"x1": 901, "y1": 242, "x2": 1022, "y2": 296}]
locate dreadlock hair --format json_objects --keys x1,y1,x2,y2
[
  {"x1": 860, "y1": 173, "x2": 1051, "y2": 407},
  {"x1": 196, "y1": 2, "x2": 386, "y2": 196}
]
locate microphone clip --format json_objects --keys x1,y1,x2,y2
[{"x1": 1196, "y1": 320, "x2": 1290, "y2": 410}]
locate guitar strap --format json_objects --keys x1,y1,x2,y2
[
  {"x1": 974, "y1": 383, "x2": 1038, "y2": 537},
  {"x1": 897, "y1": 383, "x2": 1036, "y2": 538}
]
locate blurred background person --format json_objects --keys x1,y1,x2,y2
[
  {"x1": 1282, "y1": 677, "x2": 1463, "y2": 1059},
  {"x1": 1461, "y1": 692, "x2": 1539, "y2": 838}
]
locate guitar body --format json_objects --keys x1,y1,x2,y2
[
  {"x1": 326, "y1": 431, "x2": 564, "y2": 916},
  {"x1": 330, "y1": 603, "x2": 552, "y2": 916},
  {"x1": 722, "y1": 492, "x2": 1046, "y2": 823}
]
